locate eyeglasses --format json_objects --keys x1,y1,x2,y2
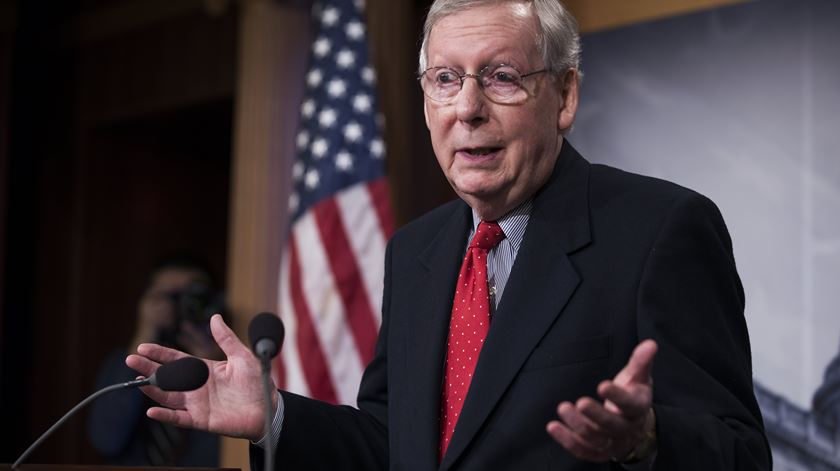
[{"x1": 418, "y1": 64, "x2": 551, "y2": 104}]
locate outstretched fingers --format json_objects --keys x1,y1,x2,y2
[
  {"x1": 126, "y1": 343, "x2": 193, "y2": 381},
  {"x1": 210, "y1": 314, "x2": 250, "y2": 359},
  {"x1": 613, "y1": 339, "x2": 657, "y2": 386},
  {"x1": 546, "y1": 418, "x2": 609, "y2": 462},
  {"x1": 147, "y1": 405, "x2": 195, "y2": 428},
  {"x1": 136, "y1": 342, "x2": 191, "y2": 364},
  {"x1": 547, "y1": 339, "x2": 659, "y2": 462},
  {"x1": 598, "y1": 380, "x2": 652, "y2": 419},
  {"x1": 576, "y1": 396, "x2": 625, "y2": 431},
  {"x1": 125, "y1": 353, "x2": 160, "y2": 378}
]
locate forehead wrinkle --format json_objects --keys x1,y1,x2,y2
[{"x1": 428, "y1": 13, "x2": 539, "y2": 70}]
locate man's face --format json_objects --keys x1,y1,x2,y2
[
  {"x1": 423, "y1": 2, "x2": 577, "y2": 219},
  {"x1": 143, "y1": 268, "x2": 208, "y2": 329}
]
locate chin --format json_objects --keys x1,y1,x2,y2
[
  {"x1": 453, "y1": 182, "x2": 495, "y2": 199},
  {"x1": 452, "y1": 170, "x2": 505, "y2": 192},
  {"x1": 454, "y1": 185, "x2": 504, "y2": 208}
]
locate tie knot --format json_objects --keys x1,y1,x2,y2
[{"x1": 470, "y1": 221, "x2": 505, "y2": 251}]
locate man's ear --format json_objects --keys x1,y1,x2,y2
[
  {"x1": 423, "y1": 99, "x2": 431, "y2": 129},
  {"x1": 557, "y1": 69, "x2": 579, "y2": 135}
]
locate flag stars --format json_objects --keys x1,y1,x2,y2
[
  {"x1": 321, "y1": 6, "x2": 340, "y2": 26},
  {"x1": 335, "y1": 151, "x2": 353, "y2": 171},
  {"x1": 307, "y1": 69, "x2": 323, "y2": 88},
  {"x1": 327, "y1": 78, "x2": 347, "y2": 98},
  {"x1": 296, "y1": 130, "x2": 309, "y2": 150},
  {"x1": 318, "y1": 108, "x2": 338, "y2": 128},
  {"x1": 292, "y1": 161, "x2": 305, "y2": 180},
  {"x1": 343, "y1": 121, "x2": 363, "y2": 142},
  {"x1": 336, "y1": 49, "x2": 356, "y2": 69},
  {"x1": 313, "y1": 37, "x2": 331, "y2": 58},
  {"x1": 352, "y1": 93, "x2": 372, "y2": 113},
  {"x1": 311, "y1": 137, "x2": 328, "y2": 158},
  {"x1": 288, "y1": 192, "x2": 299, "y2": 212},
  {"x1": 362, "y1": 66, "x2": 376, "y2": 84},
  {"x1": 345, "y1": 21, "x2": 365, "y2": 40},
  {"x1": 304, "y1": 168, "x2": 320, "y2": 189},
  {"x1": 370, "y1": 138, "x2": 384, "y2": 158},
  {"x1": 301, "y1": 99, "x2": 316, "y2": 118}
]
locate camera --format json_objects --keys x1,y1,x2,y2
[
  {"x1": 156, "y1": 282, "x2": 227, "y2": 348},
  {"x1": 168, "y1": 282, "x2": 225, "y2": 326}
]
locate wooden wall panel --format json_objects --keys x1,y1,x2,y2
[
  {"x1": 221, "y1": 0, "x2": 311, "y2": 467},
  {"x1": 368, "y1": 0, "x2": 454, "y2": 226}
]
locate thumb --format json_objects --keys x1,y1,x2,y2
[
  {"x1": 210, "y1": 314, "x2": 249, "y2": 358},
  {"x1": 615, "y1": 339, "x2": 657, "y2": 386}
]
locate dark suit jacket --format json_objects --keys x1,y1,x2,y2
[{"x1": 266, "y1": 142, "x2": 771, "y2": 470}]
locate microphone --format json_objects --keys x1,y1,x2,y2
[
  {"x1": 12, "y1": 356, "x2": 209, "y2": 468},
  {"x1": 148, "y1": 356, "x2": 209, "y2": 391},
  {"x1": 249, "y1": 311, "x2": 285, "y2": 360},
  {"x1": 248, "y1": 312, "x2": 285, "y2": 471}
]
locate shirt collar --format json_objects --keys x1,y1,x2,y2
[{"x1": 471, "y1": 199, "x2": 532, "y2": 252}]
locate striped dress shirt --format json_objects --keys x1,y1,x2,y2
[{"x1": 468, "y1": 199, "x2": 532, "y2": 309}]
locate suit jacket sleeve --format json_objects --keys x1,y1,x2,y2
[
  {"x1": 637, "y1": 192, "x2": 771, "y2": 470},
  {"x1": 252, "y1": 242, "x2": 392, "y2": 471}
]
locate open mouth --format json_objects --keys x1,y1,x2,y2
[{"x1": 459, "y1": 147, "x2": 503, "y2": 158}]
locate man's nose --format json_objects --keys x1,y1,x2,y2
[{"x1": 455, "y1": 76, "x2": 488, "y2": 126}]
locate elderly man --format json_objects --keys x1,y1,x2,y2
[{"x1": 128, "y1": 0, "x2": 771, "y2": 469}]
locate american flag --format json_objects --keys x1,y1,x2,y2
[{"x1": 275, "y1": 0, "x2": 394, "y2": 405}]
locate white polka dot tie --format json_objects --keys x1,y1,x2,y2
[{"x1": 439, "y1": 220, "x2": 505, "y2": 460}]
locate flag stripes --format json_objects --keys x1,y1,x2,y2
[
  {"x1": 286, "y1": 232, "x2": 339, "y2": 403},
  {"x1": 334, "y1": 181, "x2": 388, "y2": 325},
  {"x1": 280, "y1": 179, "x2": 391, "y2": 405},
  {"x1": 313, "y1": 197, "x2": 379, "y2": 365}
]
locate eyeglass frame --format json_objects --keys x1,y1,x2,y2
[{"x1": 418, "y1": 63, "x2": 553, "y2": 104}]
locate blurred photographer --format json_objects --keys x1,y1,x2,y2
[{"x1": 87, "y1": 255, "x2": 224, "y2": 466}]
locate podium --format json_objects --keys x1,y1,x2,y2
[{"x1": 1, "y1": 466, "x2": 240, "y2": 471}]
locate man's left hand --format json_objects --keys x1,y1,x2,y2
[{"x1": 546, "y1": 339, "x2": 657, "y2": 463}]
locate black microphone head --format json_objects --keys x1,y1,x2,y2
[
  {"x1": 151, "y1": 357, "x2": 209, "y2": 392},
  {"x1": 248, "y1": 312, "x2": 285, "y2": 359}
]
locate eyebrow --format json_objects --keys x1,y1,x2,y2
[
  {"x1": 429, "y1": 45, "x2": 529, "y2": 69},
  {"x1": 428, "y1": 58, "x2": 527, "y2": 73}
]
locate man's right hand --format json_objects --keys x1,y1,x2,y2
[{"x1": 126, "y1": 313, "x2": 277, "y2": 442}]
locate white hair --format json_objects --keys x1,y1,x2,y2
[{"x1": 418, "y1": 0, "x2": 581, "y2": 75}]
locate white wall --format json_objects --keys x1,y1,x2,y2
[{"x1": 573, "y1": 0, "x2": 840, "y2": 409}]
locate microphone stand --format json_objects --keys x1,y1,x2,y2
[
  {"x1": 12, "y1": 378, "x2": 149, "y2": 468},
  {"x1": 258, "y1": 353, "x2": 274, "y2": 471},
  {"x1": 248, "y1": 312, "x2": 284, "y2": 471}
]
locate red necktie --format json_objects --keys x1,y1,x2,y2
[{"x1": 440, "y1": 221, "x2": 506, "y2": 459}]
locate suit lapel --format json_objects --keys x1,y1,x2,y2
[
  {"x1": 402, "y1": 202, "x2": 472, "y2": 469},
  {"x1": 440, "y1": 143, "x2": 592, "y2": 470}
]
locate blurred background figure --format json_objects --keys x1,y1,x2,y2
[{"x1": 87, "y1": 255, "x2": 224, "y2": 466}]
